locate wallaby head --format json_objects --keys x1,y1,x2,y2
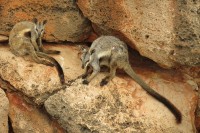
[
  {"x1": 80, "y1": 48, "x2": 90, "y2": 69},
  {"x1": 32, "y1": 18, "x2": 47, "y2": 37}
]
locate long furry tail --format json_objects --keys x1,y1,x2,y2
[
  {"x1": 36, "y1": 52, "x2": 65, "y2": 84},
  {"x1": 124, "y1": 65, "x2": 182, "y2": 123}
]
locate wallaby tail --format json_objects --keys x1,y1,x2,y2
[
  {"x1": 124, "y1": 65, "x2": 182, "y2": 124},
  {"x1": 36, "y1": 52, "x2": 65, "y2": 84}
]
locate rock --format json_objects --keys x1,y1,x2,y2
[
  {"x1": 0, "y1": 35, "x2": 8, "y2": 42},
  {"x1": 179, "y1": 66, "x2": 200, "y2": 88},
  {"x1": 0, "y1": 44, "x2": 84, "y2": 104},
  {"x1": 45, "y1": 51, "x2": 198, "y2": 133},
  {"x1": 77, "y1": 0, "x2": 200, "y2": 68},
  {"x1": 7, "y1": 92, "x2": 64, "y2": 133},
  {"x1": 180, "y1": 66, "x2": 200, "y2": 131},
  {"x1": 0, "y1": 0, "x2": 92, "y2": 42},
  {"x1": 0, "y1": 88, "x2": 9, "y2": 133}
]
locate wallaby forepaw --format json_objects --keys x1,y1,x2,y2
[
  {"x1": 82, "y1": 80, "x2": 89, "y2": 85},
  {"x1": 82, "y1": 74, "x2": 87, "y2": 79},
  {"x1": 100, "y1": 80, "x2": 108, "y2": 86}
]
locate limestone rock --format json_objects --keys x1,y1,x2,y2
[
  {"x1": 0, "y1": 0, "x2": 92, "y2": 42},
  {"x1": 77, "y1": 0, "x2": 200, "y2": 68},
  {"x1": 0, "y1": 44, "x2": 84, "y2": 104},
  {"x1": 7, "y1": 92, "x2": 64, "y2": 133},
  {"x1": 0, "y1": 88, "x2": 9, "y2": 133},
  {"x1": 45, "y1": 55, "x2": 198, "y2": 133}
]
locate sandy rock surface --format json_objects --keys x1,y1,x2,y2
[{"x1": 0, "y1": 44, "x2": 84, "y2": 104}]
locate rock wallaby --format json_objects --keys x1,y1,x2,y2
[
  {"x1": 80, "y1": 36, "x2": 182, "y2": 123},
  {"x1": 9, "y1": 18, "x2": 65, "y2": 84}
]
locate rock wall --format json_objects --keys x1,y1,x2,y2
[
  {"x1": 0, "y1": 0, "x2": 92, "y2": 42},
  {"x1": 77, "y1": 0, "x2": 200, "y2": 68}
]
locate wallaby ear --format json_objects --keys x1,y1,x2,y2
[
  {"x1": 43, "y1": 20, "x2": 47, "y2": 25},
  {"x1": 32, "y1": 18, "x2": 38, "y2": 24}
]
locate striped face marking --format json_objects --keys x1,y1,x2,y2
[{"x1": 33, "y1": 19, "x2": 47, "y2": 37}]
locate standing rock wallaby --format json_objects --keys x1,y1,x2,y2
[
  {"x1": 81, "y1": 36, "x2": 182, "y2": 123},
  {"x1": 9, "y1": 18, "x2": 65, "y2": 84}
]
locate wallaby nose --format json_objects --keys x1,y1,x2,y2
[{"x1": 81, "y1": 65, "x2": 84, "y2": 69}]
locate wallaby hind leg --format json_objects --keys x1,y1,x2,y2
[
  {"x1": 25, "y1": 42, "x2": 54, "y2": 66},
  {"x1": 100, "y1": 62, "x2": 117, "y2": 86},
  {"x1": 30, "y1": 50, "x2": 54, "y2": 67},
  {"x1": 37, "y1": 38, "x2": 60, "y2": 54},
  {"x1": 39, "y1": 46, "x2": 60, "y2": 54},
  {"x1": 82, "y1": 59, "x2": 100, "y2": 85}
]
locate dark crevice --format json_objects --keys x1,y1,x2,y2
[{"x1": 8, "y1": 116, "x2": 14, "y2": 133}]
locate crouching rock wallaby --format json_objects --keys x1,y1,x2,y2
[
  {"x1": 9, "y1": 18, "x2": 65, "y2": 84},
  {"x1": 81, "y1": 36, "x2": 182, "y2": 123}
]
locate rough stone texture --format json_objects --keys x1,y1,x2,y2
[
  {"x1": 179, "y1": 66, "x2": 200, "y2": 88},
  {"x1": 0, "y1": 35, "x2": 8, "y2": 42},
  {"x1": 0, "y1": 88, "x2": 9, "y2": 133},
  {"x1": 7, "y1": 92, "x2": 64, "y2": 133},
  {"x1": 0, "y1": 44, "x2": 84, "y2": 104},
  {"x1": 45, "y1": 51, "x2": 198, "y2": 133},
  {"x1": 77, "y1": 0, "x2": 200, "y2": 68},
  {"x1": 0, "y1": 0, "x2": 92, "y2": 42},
  {"x1": 181, "y1": 66, "x2": 200, "y2": 132}
]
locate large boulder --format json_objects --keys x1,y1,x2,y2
[
  {"x1": 0, "y1": 44, "x2": 84, "y2": 104},
  {"x1": 0, "y1": 0, "x2": 92, "y2": 42},
  {"x1": 0, "y1": 88, "x2": 9, "y2": 133},
  {"x1": 45, "y1": 52, "x2": 198, "y2": 133},
  {"x1": 77, "y1": 0, "x2": 200, "y2": 68},
  {"x1": 7, "y1": 92, "x2": 64, "y2": 133}
]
